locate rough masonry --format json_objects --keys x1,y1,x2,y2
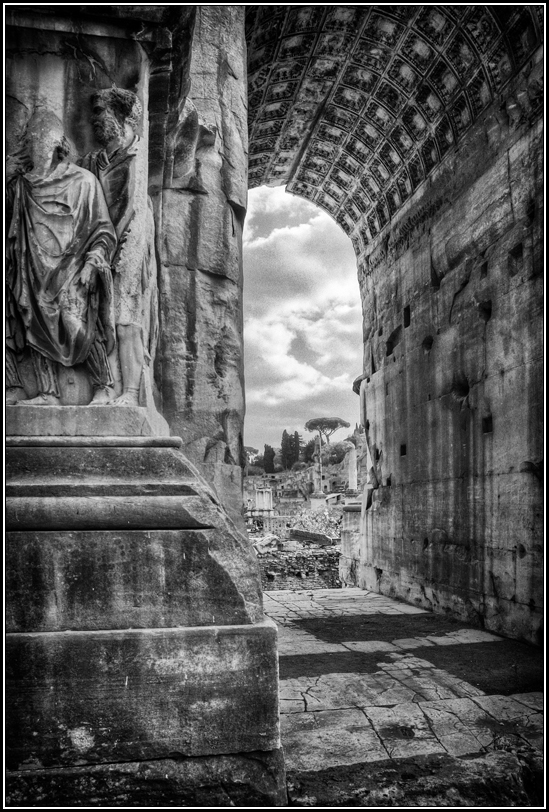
[{"x1": 246, "y1": 6, "x2": 543, "y2": 644}]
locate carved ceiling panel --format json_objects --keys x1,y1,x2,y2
[{"x1": 246, "y1": 5, "x2": 542, "y2": 246}]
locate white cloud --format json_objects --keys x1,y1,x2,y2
[{"x1": 242, "y1": 186, "x2": 364, "y2": 449}]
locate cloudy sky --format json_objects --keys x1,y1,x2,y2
[{"x1": 242, "y1": 185, "x2": 364, "y2": 452}]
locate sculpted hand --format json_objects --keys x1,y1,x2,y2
[{"x1": 80, "y1": 261, "x2": 98, "y2": 292}]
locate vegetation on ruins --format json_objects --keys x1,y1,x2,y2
[
  {"x1": 245, "y1": 427, "x2": 351, "y2": 475},
  {"x1": 280, "y1": 429, "x2": 303, "y2": 469},
  {"x1": 263, "y1": 444, "x2": 276, "y2": 473},
  {"x1": 320, "y1": 441, "x2": 349, "y2": 465}
]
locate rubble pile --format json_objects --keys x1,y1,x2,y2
[
  {"x1": 258, "y1": 546, "x2": 341, "y2": 591},
  {"x1": 291, "y1": 507, "x2": 342, "y2": 538},
  {"x1": 248, "y1": 507, "x2": 344, "y2": 590}
]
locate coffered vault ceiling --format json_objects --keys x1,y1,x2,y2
[{"x1": 246, "y1": 5, "x2": 542, "y2": 249}]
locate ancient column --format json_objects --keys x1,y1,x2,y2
[
  {"x1": 310, "y1": 434, "x2": 327, "y2": 511},
  {"x1": 344, "y1": 443, "x2": 359, "y2": 505}
]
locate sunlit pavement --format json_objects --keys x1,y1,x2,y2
[{"x1": 264, "y1": 588, "x2": 543, "y2": 805}]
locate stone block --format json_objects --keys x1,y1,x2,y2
[
  {"x1": 508, "y1": 119, "x2": 543, "y2": 221},
  {"x1": 6, "y1": 529, "x2": 260, "y2": 632},
  {"x1": 487, "y1": 276, "x2": 543, "y2": 373},
  {"x1": 484, "y1": 359, "x2": 544, "y2": 474},
  {"x1": 6, "y1": 442, "x2": 195, "y2": 482},
  {"x1": 6, "y1": 493, "x2": 221, "y2": 531},
  {"x1": 281, "y1": 709, "x2": 388, "y2": 772},
  {"x1": 6, "y1": 622, "x2": 280, "y2": 770},
  {"x1": 6, "y1": 405, "x2": 169, "y2": 437},
  {"x1": 430, "y1": 152, "x2": 513, "y2": 277},
  {"x1": 290, "y1": 529, "x2": 337, "y2": 546},
  {"x1": 340, "y1": 507, "x2": 362, "y2": 560}
]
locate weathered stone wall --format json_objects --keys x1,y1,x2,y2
[
  {"x1": 341, "y1": 52, "x2": 543, "y2": 643},
  {"x1": 156, "y1": 6, "x2": 248, "y2": 525}
]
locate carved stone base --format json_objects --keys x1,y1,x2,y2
[
  {"x1": 6, "y1": 428, "x2": 284, "y2": 804},
  {"x1": 6, "y1": 623, "x2": 280, "y2": 767}
]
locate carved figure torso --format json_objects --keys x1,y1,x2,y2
[
  {"x1": 6, "y1": 162, "x2": 116, "y2": 367},
  {"x1": 80, "y1": 136, "x2": 138, "y2": 247}
]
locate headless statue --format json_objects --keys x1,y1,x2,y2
[{"x1": 6, "y1": 109, "x2": 117, "y2": 406}]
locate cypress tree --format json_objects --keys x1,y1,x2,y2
[{"x1": 264, "y1": 444, "x2": 276, "y2": 473}]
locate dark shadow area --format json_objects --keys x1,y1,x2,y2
[
  {"x1": 292, "y1": 613, "x2": 474, "y2": 641},
  {"x1": 279, "y1": 642, "x2": 543, "y2": 695},
  {"x1": 415, "y1": 642, "x2": 543, "y2": 696},
  {"x1": 280, "y1": 615, "x2": 543, "y2": 694},
  {"x1": 286, "y1": 750, "x2": 544, "y2": 808}
]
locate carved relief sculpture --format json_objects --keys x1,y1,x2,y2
[
  {"x1": 80, "y1": 88, "x2": 158, "y2": 407},
  {"x1": 6, "y1": 110, "x2": 117, "y2": 406}
]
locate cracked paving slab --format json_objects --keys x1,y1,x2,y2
[
  {"x1": 280, "y1": 673, "x2": 417, "y2": 713},
  {"x1": 279, "y1": 654, "x2": 486, "y2": 715},
  {"x1": 277, "y1": 639, "x2": 349, "y2": 655},
  {"x1": 470, "y1": 695, "x2": 544, "y2": 750},
  {"x1": 362, "y1": 703, "x2": 445, "y2": 760},
  {"x1": 266, "y1": 588, "x2": 543, "y2": 774},
  {"x1": 281, "y1": 692, "x2": 544, "y2": 769},
  {"x1": 510, "y1": 692, "x2": 543, "y2": 712},
  {"x1": 281, "y1": 708, "x2": 389, "y2": 772}
]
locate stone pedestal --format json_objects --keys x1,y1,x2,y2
[
  {"x1": 7, "y1": 403, "x2": 170, "y2": 438},
  {"x1": 6, "y1": 407, "x2": 286, "y2": 806}
]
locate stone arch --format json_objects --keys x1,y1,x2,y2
[
  {"x1": 246, "y1": 6, "x2": 542, "y2": 251},
  {"x1": 246, "y1": 6, "x2": 544, "y2": 644}
]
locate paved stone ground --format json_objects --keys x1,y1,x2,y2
[{"x1": 264, "y1": 588, "x2": 544, "y2": 807}]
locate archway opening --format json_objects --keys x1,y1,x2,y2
[{"x1": 242, "y1": 184, "x2": 362, "y2": 454}]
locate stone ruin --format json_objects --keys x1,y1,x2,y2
[{"x1": 5, "y1": 5, "x2": 543, "y2": 807}]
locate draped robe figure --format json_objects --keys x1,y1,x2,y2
[
  {"x1": 80, "y1": 134, "x2": 157, "y2": 347},
  {"x1": 6, "y1": 111, "x2": 117, "y2": 403}
]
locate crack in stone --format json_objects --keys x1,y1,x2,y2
[
  {"x1": 359, "y1": 708, "x2": 392, "y2": 760},
  {"x1": 419, "y1": 704, "x2": 487, "y2": 751},
  {"x1": 419, "y1": 707, "x2": 446, "y2": 750},
  {"x1": 300, "y1": 676, "x2": 322, "y2": 712}
]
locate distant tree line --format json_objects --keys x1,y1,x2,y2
[{"x1": 246, "y1": 420, "x2": 352, "y2": 476}]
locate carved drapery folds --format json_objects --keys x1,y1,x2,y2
[
  {"x1": 6, "y1": 110, "x2": 117, "y2": 405},
  {"x1": 5, "y1": 15, "x2": 160, "y2": 409}
]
